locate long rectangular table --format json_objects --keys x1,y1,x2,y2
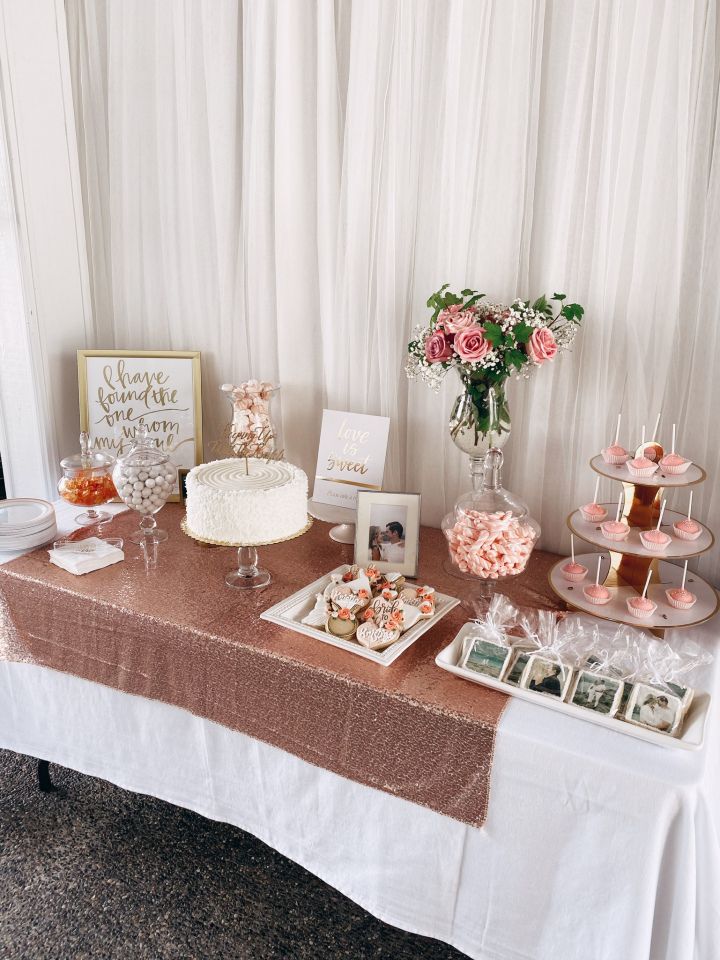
[{"x1": 1, "y1": 502, "x2": 719, "y2": 959}]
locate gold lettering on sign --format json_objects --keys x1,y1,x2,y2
[
  {"x1": 231, "y1": 426, "x2": 285, "y2": 462},
  {"x1": 92, "y1": 359, "x2": 190, "y2": 456},
  {"x1": 325, "y1": 418, "x2": 373, "y2": 475}
]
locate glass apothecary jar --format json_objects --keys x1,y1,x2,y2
[
  {"x1": 112, "y1": 423, "x2": 176, "y2": 543},
  {"x1": 58, "y1": 432, "x2": 117, "y2": 526},
  {"x1": 442, "y1": 448, "x2": 540, "y2": 592}
]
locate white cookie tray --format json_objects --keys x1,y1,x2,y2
[
  {"x1": 261, "y1": 565, "x2": 461, "y2": 665},
  {"x1": 435, "y1": 624, "x2": 710, "y2": 750}
]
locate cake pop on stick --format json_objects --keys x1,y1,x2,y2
[
  {"x1": 601, "y1": 491, "x2": 630, "y2": 541},
  {"x1": 580, "y1": 476, "x2": 608, "y2": 522},
  {"x1": 644, "y1": 412, "x2": 662, "y2": 461},
  {"x1": 583, "y1": 554, "x2": 611, "y2": 604},
  {"x1": 666, "y1": 560, "x2": 698, "y2": 609},
  {"x1": 652, "y1": 411, "x2": 661, "y2": 440},
  {"x1": 602, "y1": 413, "x2": 630, "y2": 464},
  {"x1": 660, "y1": 423, "x2": 692, "y2": 475},
  {"x1": 627, "y1": 567, "x2": 657, "y2": 619},
  {"x1": 562, "y1": 534, "x2": 588, "y2": 582},
  {"x1": 640, "y1": 498, "x2": 671, "y2": 551},
  {"x1": 673, "y1": 490, "x2": 701, "y2": 540},
  {"x1": 627, "y1": 426, "x2": 658, "y2": 478}
]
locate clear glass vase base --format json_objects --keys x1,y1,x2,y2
[
  {"x1": 225, "y1": 568, "x2": 272, "y2": 589},
  {"x1": 129, "y1": 529, "x2": 168, "y2": 544},
  {"x1": 74, "y1": 510, "x2": 112, "y2": 526}
]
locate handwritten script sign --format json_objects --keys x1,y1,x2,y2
[
  {"x1": 312, "y1": 409, "x2": 390, "y2": 509},
  {"x1": 79, "y1": 351, "x2": 202, "y2": 495}
]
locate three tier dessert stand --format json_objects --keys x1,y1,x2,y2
[{"x1": 549, "y1": 441, "x2": 718, "y2": 633}]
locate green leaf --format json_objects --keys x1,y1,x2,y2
[
  {"x1": 464, "y1": 293, "x2": 486, "y2": 309},
  {"x1": 461, "y1": 288, "x2": 474, "y2": 296},
  {"x1": 532, "y1": 295, "x2": 551, "y2": 315},
  {"x1": 506, "y1": 348, "x2": 526, "y2": 370},
  {"x1": 483, "y1": 322, "x2": 503, "y2": 346},
  {"x1": 552, "y1": 292, "x2": 566, "y2": 301},
  {"x1": 513, "y1": 321, "x2": 533, "y2": 344}
]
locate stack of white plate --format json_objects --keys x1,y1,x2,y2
[{"x1": 0, "y1": 499, "x2": 57, "y2": 552}]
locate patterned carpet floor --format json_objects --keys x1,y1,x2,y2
[{"x1": 0, "y1": 749, "x2": 464, "y2": 960}]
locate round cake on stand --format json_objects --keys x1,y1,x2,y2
[
  {"x1": 549, "y1": 445, "x2": 717, "y2": 632},
  {"x1": 182, "y1": 458, "x2": 311, "y2": 588}
]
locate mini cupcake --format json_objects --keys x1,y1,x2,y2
[
  {"x1": 673, "y1": 518, "x2": 702, "y2": 541},
  {"x1": 659, "y1": 452, "x2": 692, "y2": 475},
  {"x1": 626, "y1": 596, "x2": 657, "y2": 619},
  {"x1": 580, "y1": 502, "x2": 608, "y2": 523},
  {"x1": 626, "y1": 456, "x2": 659, "y2": 479},
  {"x1": 562, "y1": 561, "x2": 588, "y2": 583},
  {"x1": 600, "y1": 519, "x2": 630, "y2": 542},
  {"x1": 639, "y1": 529, "x2": 672, "y2": 552},
  {"x1": 583, "y1": 583, "x2": 611, "y2": 605},
  {"x1": 602, "y1": 444, "x2": 630, "y2": 465},
  {"x1": 665, "y1": 587, "x2": 697, "y2": 610}
]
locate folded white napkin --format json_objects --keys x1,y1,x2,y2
[{"x1": 48, "y1": 537, "x2": 124, "y2": 575}]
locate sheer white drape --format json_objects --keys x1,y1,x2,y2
[{"x1": 65, "y1": 0, "x2": 720, "y2": 581}]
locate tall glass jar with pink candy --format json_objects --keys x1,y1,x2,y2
[{"x1": 442, "y1": 448, "x2": 540, "y2": 601}]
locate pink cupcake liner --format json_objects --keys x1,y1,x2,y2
[
  {"x1": 639, "y1": 532, "x2": 672, "y2": 552},
  {"x1": 672, "y1": 523, "x2": 702, "y2": 541},
  {"x1": 562, "y1": 568, "x2": 588, "y2": 583},
  {"x1": 601, "y1": 525, "x2": 630, "y2": 542},
  {"x1": 580, "y1": 507, "x2": 608, "y2": 523},
  {"x1": 602, "y1": 449, "x2": 630, "y2": 465},
  {"x1": 664, "y1": 589, "x2": 696, "y2": 610},
  {"x1": 626, "y1": 463, "x2": 659, "y2": 479},
  {"x1": 626, "y1": 601, "x2": 657, "y2": 619},
  {"x1": 660, "y1": 460, "x2": 692, "y2": 475},
  {"x1": 583, "y1": 589, "x2": 612, "y2": 606}
]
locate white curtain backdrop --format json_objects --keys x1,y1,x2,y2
[{"x1": 65, "y1": 0, "x2": 720, "y2": 582}]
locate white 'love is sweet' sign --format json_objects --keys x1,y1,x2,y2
[{"x1": 312, "y1": 409, "x2": 390, "y2": 509}]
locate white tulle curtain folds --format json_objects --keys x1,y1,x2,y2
[{"x1": 65, "y1": 0, "x2": 720, "y2": 579}]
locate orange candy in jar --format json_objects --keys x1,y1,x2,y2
[
  {"x1": 59, "y1": 471, "x2": 117, "y2": 506},
  {"x1": 58, "y1": 432, "x2": 117, "y2": 526}
]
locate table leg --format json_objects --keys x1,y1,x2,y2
[{"x1": 37, "y1": 759, "x2": 58, "y2": 793}]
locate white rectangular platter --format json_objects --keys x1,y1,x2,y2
[
  {"x1": 436, "y1": 624, "x2": 710, "y2": 751},
  {"x1": 261, "y1": 565, "x2": 460, "y2": 666}
]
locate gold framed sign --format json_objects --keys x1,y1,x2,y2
[{"x1": 78, "y1": 350, "x2": 202, "y2": 500}]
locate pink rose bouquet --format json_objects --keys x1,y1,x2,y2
[{"x1": 406, "y1": 285, "x2": 584, "y2": 444}]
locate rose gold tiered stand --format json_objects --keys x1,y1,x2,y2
[{"x1": 548, "y1": 443, "x2": 718, "y2": 633}]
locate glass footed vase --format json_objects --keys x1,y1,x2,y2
[
  {"x1": 58, "y1": 432, "x2": 117, "y2": 527},
  {"x1": 112, "y1": 423, "x2": 176, "y2": 544},
  {"x1": 442, "y1": 449, "x2": 540, "y2": 605},
  {"x1": 449, "y1": 375, "x2": 511, "y2": 462}
]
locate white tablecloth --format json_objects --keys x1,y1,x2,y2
[{"x1": 2, "y1": 504, "x2": 719, "y2": 960}]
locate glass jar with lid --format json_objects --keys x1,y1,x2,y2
[
  {"x1": 112, "y1": 423, "x2": 176, "y2": 543},
  {"x1": 442, "y1": 448, "x2": 540, "y2": 596},
  {"x1": 58, "y1": 432, "x2": 117, "y2": 526}
]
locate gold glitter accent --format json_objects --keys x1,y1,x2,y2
[{"x1": 180, "y1": 515, "x2": 313, "y2": 548}]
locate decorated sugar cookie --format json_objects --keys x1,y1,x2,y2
[
  {"x1": 356, "y1": 622, "x2": 401, "y2": 650},
  {"x1": 302, "y1": 593, "x2": 330, "y2": 628},
  {"x1": 327, "y1": 612, "x2": 359, "y2": 639}
]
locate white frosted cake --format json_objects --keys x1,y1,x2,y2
[{"x1": 185, "y1": 458, "x2": 308, "y2": 544}]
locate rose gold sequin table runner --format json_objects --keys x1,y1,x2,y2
[{"x1": 0, "y1": 505, "x2": 564, "y2": 827}]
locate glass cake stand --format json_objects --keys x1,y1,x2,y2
[{"x1": 181, "y1": 517, "x2": 313, "y2": 589}]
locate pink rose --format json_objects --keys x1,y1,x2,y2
[
  {"x1": 527, "y1": 327, "x2": 557, "y2": 364},
  {"x1": 424, "y1": 331, "x2": 453, "y2": 363},
  {"x1": 438, "y1": 304, "x2": 477, "y2": 334},
  {"x1": 454, "y1": 325, "x2": 492, "y2": 363}
]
